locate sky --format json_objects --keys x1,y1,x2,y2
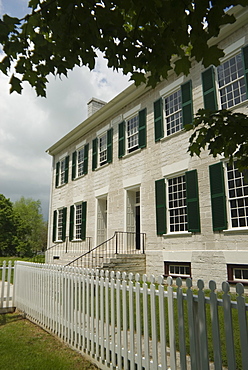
[{"x1": 0, "y1": 0, "x2": 131, "y2": 220}]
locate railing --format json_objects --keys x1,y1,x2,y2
[
  {"x1": 13, "y1": 262, "x2": 248, "y2": 370},
  {"x1": 66, "y1": 231, "x2": 146, "y2": 268},
  {"x1": 0, "y1": 261, "x2": 15, "y2": 313},
  {"x1": 45, "y1": 237, "x2": 92, "y2": 263}
]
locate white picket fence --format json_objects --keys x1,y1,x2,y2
[
  {"x1": 13, "y1": 261, "x2": 248, "y2": 370},
  {"x1": 0, "y1": 261, "x2": 14, "y2": 313}
]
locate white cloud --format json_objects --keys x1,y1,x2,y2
[{"x1": 0, "y1": 52, "x2": 131, "y2": 219}]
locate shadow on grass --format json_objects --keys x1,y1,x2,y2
[{"x1": 0, "y1": 312, "x2": 24, "y2": 326}]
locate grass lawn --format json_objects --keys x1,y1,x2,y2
[{"x1": 0, "y1": 313, "x2": 97, "y2": 370}]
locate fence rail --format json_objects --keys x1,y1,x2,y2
[
  {"x1": 0, "y1": 261, "x2": 15, "y2": 313},
  {"x1": 13, "y1": 261, "x2": 248, "y2": 370}
]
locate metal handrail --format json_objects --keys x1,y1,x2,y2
[
  {"x1": 45, "y1": 237, "x2": 92, "y2": 263},
  {"x1": 66, "y1": 231, "x2": 146, "y2": 269}
]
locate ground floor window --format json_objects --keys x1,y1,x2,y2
[
  {"x1": 164, "y1": 262, "x2": 191, "y2": 278},
  {"x1": 227, "y1": 264, "x2": 248, "y2": 284}
]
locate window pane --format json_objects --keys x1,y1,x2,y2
[
  {"x1": 168, "y1": 175, "x2": 188, "y2": 232},
  {"x1": 165, "y1": 90, "x2": 182, "y2": 136}
]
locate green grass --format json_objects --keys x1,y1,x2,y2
[{"x1": 0, "y1": 312, "x2": 97, "y2": 370}]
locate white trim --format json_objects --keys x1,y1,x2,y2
[
  {"x1": 162, "y1": 159, "x2": 189, "y2": 178},
  {"x1": 95, "y1": 186, "x2": 109, "y2": 198},
  {"x1": 223, "y1": 251, "x2": 248, "y2": 264},
  {"x1": 76, "y1": 140, "x2": 86, "y2": 149},
  {"x1": 59, "y1": 152, "x2": 68, "y2": 160},
  {"x1": 111, "y1": 115, "x2": 122, "y2": 125},
  {"x1": 159, "y1": 76, "x2": 184, "y2": 97},
  {"x1": 221, "y1": 37, "x2": 246, "y2": 62},
  {"x1": 97, "y1": 124, "x2": 110, "y2": 137},
  {"x1": 123, "y1": 104, "x2": 141, "y2": 119},
  {"x1": 123, "y1": 176, "x2": 142, "y2": 189}
]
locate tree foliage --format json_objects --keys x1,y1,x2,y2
[
  {"x1": 185, "y1": 109, "x2": 248, "y2": 171},
  {"x1": 0, "y1": 194, "x2": 47, "y2": 257},
  {"x1": 0, "y1": 0, "x2": 247, "y2": 97},
  {"x1": 1, "y1": 1, "x2": 248, "y2": 169}
]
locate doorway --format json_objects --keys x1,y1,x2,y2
[
  {"x1": 126, "y1": 189, "x2": 140, "y2": 250},
  {"x1": 97, "y1": 197, "x2": 107, "y2": 245}
]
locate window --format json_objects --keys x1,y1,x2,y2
[
  {"x1": 118, "y1": 108, "x2": 146, "y2": 158},
  {"x1": 202, "y1": 45, "x2": 248, "y2": 111},
  {"x1": 127, "y1": 115, "x2": 139, "y2": 152},
  {"x1": 165, "y1": 89, "x2": 182, "y2": 136},
  {"x1": 209, "y1": 162, "x2": 248, "y2": 231},
  {"x1": 227, "y1": 264, "x2": 248, "y2": 284},
  {"x1": 217, "y1": 53, "x2": 247, "y2": 109},
  {"x1": 69, "y1": 202, "x2": 87, "y2": 241},
  {"x1": 92, "y1": 128, "x2": 113, "y2": 170},
  {"x1": 164, "y1": 262, "x2": 191, "y2": 278},
  {"x1": 226, "y1": 162, "x2": 248, "y2": 228},
  {"x1": 99, "y1": 134, "x2": 107, "y2": 165},
  {"x1": 155, "y1": 170, "x2": 200, "y2": 235},
  {"x1": 168, "y1": 175, "x2": 187, "y2": 232},
  {"x1": 72, "y1": 144, "x2": 89, "y2": 180},
  {"x1": 154, "y1": 80, "x2": 193, "y2": 141},
  {"x1": 53, "y1": 208, "x2": 67, "y2": 242},
  {"x1": 55, "y1": 156, "x2": 69, "y2": 187}
]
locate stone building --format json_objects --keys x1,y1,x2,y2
[{"x1": 46, "y1": 5, "x2": 248, "y2": 286}]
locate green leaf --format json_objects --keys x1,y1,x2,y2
[{"x1": 9, "y1": 74, "x2": 23, "y2": 94}]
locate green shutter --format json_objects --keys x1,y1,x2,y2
[
  {"x1": 138, "y1": 108, "x2": 147, "y2": 148},
  {"x1": 155, "y1": 179, "x2": 166, "y2": 235},
  {"x1": 202, "y1": 66, "x2": 218, "y2": 110},
  {"x1": 181, "y1": 80, "x2": 193, "y2": 126},
  {"x1": 64, "y1": 156, "x2": 69, "y2": 183},
  {"x1": 107, "y1": 128, "x2": 113, "y2": 163},
  {"x1": 55, "y1": 162, "x2": 60, "y2": 187},
  {"x1": 62, "y1": 207, "x2": 67, "y2": 242},
  {"x1": 52, "y1": 210, "x2": 57, "y2": 242},
  {"x1": 242, "y1": 45, "x2": 248, "y2": 99},
  {"x1": 118, "y1": 121, "x2": 125, "y2": 158},
  {"x1": 209, "y1": 162, "x2": 227, "y2": 231},
  {"x1": 185, "y1": 170, "x2": 201, "y2": 232},
  {"x1": 72, "y1": 151, "x2": 77, "y2": 180},
  {"x1": 81, "y1": 201, "x2": 87, "y2": 241},
  {"x1": 154, "y1": 98, "x2": 164, "y2": 141},
  {"x1": 83, "y1": 144, "x2": 89, "y2": 175},
  {"x1": 92, "y1": 138, "x2": 98, "y2": 171},
  {"x1": 69, "y1": 205, "x2": 74, "y2": 241}
]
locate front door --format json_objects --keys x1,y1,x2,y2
[
  {"x1": 97, "y1": 198, "x2": 107, "y2": 245},
  {"x1": 126, "y1": 189, "x2": 140, "y2": 250}
]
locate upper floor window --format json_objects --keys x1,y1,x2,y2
[
  {"x1": 92, "y1": 128, "x2": 113, "y2": 171},
  {"x1": 217, "y1": 53, "x2": 246, "y2": 109},
  {"x1": 55, "y1": 156, "x2": 69, "y2": 187},
  {"x1": 72, "y1": 144, "x2": 89, "y2": 180},
  {"x1": 209, "y1": 161, "x2": 248, "y2": 231},
  {"x1": 155, "y1": 169, "x2": 200, "y2": 235},
  {"x1": 118, "y1": 108, "x2": 146, "y2": 158},
  {"x1": 165, "y1": 89, "x2": 182, "y2": 136},
  {"x1": 154, "y1": 80, "x2": 193, "y2": 141},
  {"x1": 202, "y1": 45, "x2": 248, "y2": 111}
]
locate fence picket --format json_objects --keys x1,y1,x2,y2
[
  {"x1": 150, "y1": 275, "x2": 158, "y2": 369},
  {"x1": 167, "y1": 276, "x2": 176, "y2": 370},
  {"x1": 236, "y1": 283, "x2": 248, "y2": 369},
  {"x1": 122, "y1": 272, "x2": 128, "y2": 370},
  {"x1": 209, "y1": 280, "x2": 222, "y2": 370},
  {"x1": 197, "y1": 280, "x2": 209, "y2": 370},
  {"x1": 135, "y1": 274, "x2": 142, "y2": 370},
  {"x1": 129, "y1": 273, "x2": 135, "y2": 370},
  {"x1": 116, "y1": 271, "x2": 122, "y2": 367},
  {"x1": 176, "y1": 277, "x2": 187, "y2": 370},
  {"x1": 222, "y1": 281, "x2": 236, "y2": 369},
  {"x1": 143, "y1": 274, "x2": 150, "y2": 370}
]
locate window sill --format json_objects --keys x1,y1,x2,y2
[
  {"x1": 55, "y1": 182, "x2": 67, "y2": 189},
  {"x1": 121, "y1": 147, "x2": 142, "y2": 159},
  {"x1": 223, "y1": 227, "x2": 248, "y2": 234},
  {"x1": 228, "y1": 99, "x2": 248, "y2": 112},
  {"x1": 163, "y1": 232, "x2": 192, "y2": 238},
  {"x1": 73, "y1": 174, "x2": 86, "y2": 181},
  {"x1": 94, "y1": 162, "x2": 110, "y2": 171},
  {"x1": 160, "y1": 128, "x2": 185, "y2": 143}
]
